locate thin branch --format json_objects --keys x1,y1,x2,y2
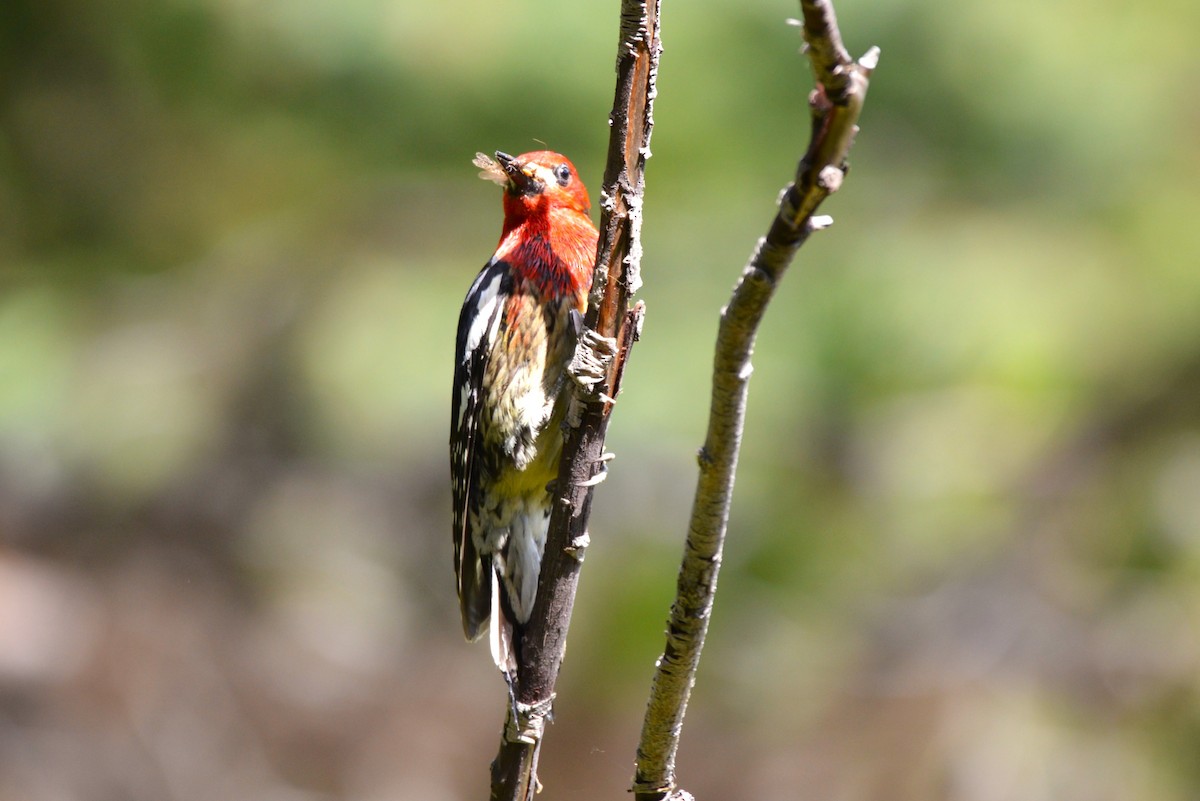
[
  {"x1": 488, "y1": 0, "x2": 661, "y2": 798},
  {"x1": 631, "y1": 2, "x2": 877, "y2": 799}
]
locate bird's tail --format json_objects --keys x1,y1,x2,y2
[
  {"x1": 489, "y1": 567, "x2": 517, "y2": 676},
  {"x1": 459, "y1": 533, "x2": 491, "y2": 641}
]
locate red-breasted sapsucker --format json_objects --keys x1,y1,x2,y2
[{"x1": 451, "y1": 150, "x2": 598, "y2": 672}]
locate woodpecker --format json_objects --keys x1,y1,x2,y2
[{"x1": 451, "y1": 150, "x2": 599, "y2": 674}]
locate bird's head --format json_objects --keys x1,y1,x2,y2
[{"x1": 475, "y1": 150, "x2": 591, "y2": 218}]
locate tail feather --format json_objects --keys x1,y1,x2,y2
[
  {"x1": 489, "y1": 568, "x2": 516, "y2": 676},
  {"x1": 459, "y1": 536, "x2": 491, "y2": 641}
]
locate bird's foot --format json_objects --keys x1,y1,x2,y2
[{"x1": 566, "y1": 310, "x2": 617, "y2": 396}]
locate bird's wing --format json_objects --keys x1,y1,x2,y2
[{"x1": 451, "y1": 259, "x2": 510, "y2": 640}]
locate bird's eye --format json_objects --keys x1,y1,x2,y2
[{"x1": 554, "y1": 163, "x2": 572, "y2": 187}]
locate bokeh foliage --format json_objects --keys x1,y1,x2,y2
[{"x1": 2, "y1": 0, "x2": 1199, "y2": 798}]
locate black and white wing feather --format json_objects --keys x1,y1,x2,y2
[{"x1": 450, "y1": 259, "x2": 510, "y2": 640}]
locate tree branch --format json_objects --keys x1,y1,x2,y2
[
  {"x1": 488, "y1": 0, "x2": 661, "y2": 798},
  {"x1": 631, "y1": 3, "x2": 877, "y2": 799}
]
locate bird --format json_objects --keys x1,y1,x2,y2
[{"x1": 450, "y1": 149, "x2": 599, "y2": 674}]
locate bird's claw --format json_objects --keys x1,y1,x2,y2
[{"x1": 567, "y1": 322, "x2": 618, "y2": 396}]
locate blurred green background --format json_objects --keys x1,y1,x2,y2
[{"x1": 2, "y1": 0, "x2": 1199, "y2": 798}]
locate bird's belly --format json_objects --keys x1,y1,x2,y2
[
  {"x1": 481, "y1": 294, "x2": 573, "y2": 479},
  {"x1": 489, "y1": 408, "x2": 563, "y2": 498}
]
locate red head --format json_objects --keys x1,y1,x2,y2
[
  {"x1": 473, "y1": 149, "x2": 598, "y2": 300},
  {"x1": 477, "y1": 150, "x2": 591, "y2": 233}
]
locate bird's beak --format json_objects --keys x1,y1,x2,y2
[{"x1": 495, "y1": 151, "x2": 541, "y2": 195}]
